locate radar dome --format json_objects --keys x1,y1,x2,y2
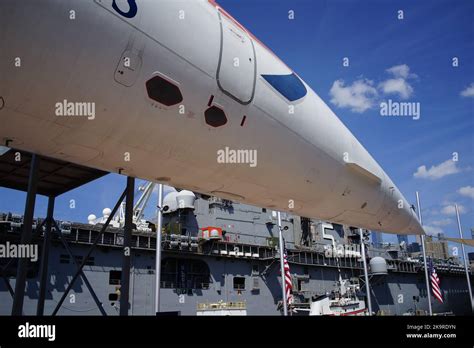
[
  {"x1": 370, "y1": 256, "x2": 388, "y2": 275},
  {"x1": 102, "y1": 208, "x2": 112, "y2": 217},
  {"x1": 87, "y1": 214, "x2": 97, "y2": 224},
  {"x1": 163, "y1": 191, "x2": 179, "y2": 214},
  {"x1": 176, "y1": 190, "x2": 196, "y2": 209}
]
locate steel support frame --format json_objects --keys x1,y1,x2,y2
[
  {"x1": 1, "y1": 215, "x2": 49, "y2": 300},
  {"x1": 120, "y1": 177, "x2": 134, "y2": 316},
  {"x1": 2, "y1": 152, "x2": 138, "y2": 316},
  {"x1": 51, "y1": 187, "x2": 127, "y2": 316},
  {"x1": 52, "y1": 219, "x2": 107, "y2": 316},
  {"x1": 1, "y1": 259, "x2": 15, "y2": 299},
  {"x1": 36, "y1": 196, "x2": 55, "y2": 315},
  {"x1": 12, "y1": 154, "x2": 40, "y2": 315}
]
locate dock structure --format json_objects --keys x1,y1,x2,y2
[{"x1": 0, "y1": 148, "x2": 137, "y2": 316}]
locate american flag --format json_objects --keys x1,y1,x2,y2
[
  {"x1": 429, "y1": 259, "x2": 443, "y2": 304},
  {"x1": 283, "y1": 247, "x2": 293, "y2": 305}
]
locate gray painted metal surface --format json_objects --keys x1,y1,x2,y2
[{"x1": 0, "y1": 195, "x2": 472, "y2": 316}]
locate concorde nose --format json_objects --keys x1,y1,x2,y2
[
  {"x1": 396, "y1": 195, "x2": 425, "y2": 235},
  {"x1": 377, "y1": 173, "x2": 425, "y2": 235}
]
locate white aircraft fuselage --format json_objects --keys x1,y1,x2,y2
[{"x1": 0, "y1": 0, "x2": 424, "y2": 235}]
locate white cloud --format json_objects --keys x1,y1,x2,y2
[
  {"x1": 328, "y1": 64, "x2": 418, "y2": 112},
  {"x1": 460, "y1": 83, "x2": 474, "y2": 98},
  {"x1": 329, "y1": 79, "x2": 377, "y2": 113},
  {"x1": 378, "y1": 64, "x2": 416, "y2": 99},
  {"x1": 430, "y1": 218, "x2": 452, "y2": 226},
  {"x1": 386, "y1": 64, "x2": 415, "y2": 79},
  {"x1": 424, "y1": 225, "x2": 443, "y2": 236},
  {"x1": 379, "y1": 78, "x2": 413, "y2": 99},
  {"x1": 441, "y1": 204, "x2": 466, "y2": 216},
  {"x1": 458, "y1": 185, "x2": 474, "y2": 199},
  {"x1": 413, "y1": 159, "x2": 460, "y2": 180}
]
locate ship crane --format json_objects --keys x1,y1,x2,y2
[
  {"x1": 89, "y1": 181, "x2": 156, "y2": 232},
  {"x1": 117, "y1": 181, "x2": 156, "y2": 232},
  {"x1": 132, "y1": 181, "x2": 156, "y2": 229}
]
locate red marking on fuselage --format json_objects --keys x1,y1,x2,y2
[
  {"x1": 207, "y1": 94, "x2": 214, "y2": 107},
  {"x1": 240, "y1": 115, "x2": 247, "y2": 126}
]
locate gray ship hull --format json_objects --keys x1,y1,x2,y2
[
  {"x1": 1, "y1": 195, "x2": 472, "y2": 315},
  {"x1": 0, "y1": 243, "x2": 472, "y2": 316}
]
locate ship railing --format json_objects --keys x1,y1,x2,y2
[{"x1": 5, "y1": 213, "x2": 467, "y2": 275}]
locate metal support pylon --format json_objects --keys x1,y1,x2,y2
[
  {"x1": 12, "y1": 154, "x2": 39, "y2": 315},
  {"x1": 120, "y1": 177, "x2": 135, "y2": 316},
  {"x1": 36, "y1": 196, "x2": 55, "y2": 316},
  {"x1": 52, "y1": 187, "x2": 127, "y2": 316}
]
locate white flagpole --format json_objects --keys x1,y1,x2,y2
[
  {"x1": 155, "y1": 183, "x2": 164, "y2": 314},
  {"x1": 277, "y1": 211, "x2": 288, "y2": 316},
  {"x1": 416, "y1": 191, "x2": 433, "y2": 315},
  {"x1": 454, "y1": 204, "x2": 474, "y2": 313},
  {"x1": 359, "y1": 228, "x2": 372, "y2": 315}
]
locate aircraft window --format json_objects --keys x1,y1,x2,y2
[
  {"x1": 146, "y1": 75, "x2": 183, "y2": 106},
  {"x1": 205, "y1": 106, "x2": 227, "y2": 127},
  {"x1": 261, "y1": 73, "x2": 307, "y2": 101}
]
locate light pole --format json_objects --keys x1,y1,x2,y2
[
  {"x1": 416, "y1": 191, "x2": 433, "y2": 316},
  {"x1": 359, "y1": 228, "x2": 372, "y2": 315},
  {"x1": 455, "y1": 204, "x2": 474, "y2": 313},
  {"x1": 155, "y1": 184, "x2": 164, "y2": 314},
  {"x1": 277, "y1": 212, "x2": 289, "y2": 316}
]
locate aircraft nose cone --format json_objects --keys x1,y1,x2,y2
[
  {"x1": 380, "y1": 185, "x2": 425, "y2": 235},
  {"x1": 397, "y1": 202, "x2": 425, "y2": 235}
]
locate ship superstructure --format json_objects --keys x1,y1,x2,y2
[{"x1": 0, "y1": 191, "x2": 472, "y2": 316}]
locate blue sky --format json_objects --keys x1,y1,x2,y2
[{"x1": 0, "y1": 0, "x2": 473, "y2": 256}]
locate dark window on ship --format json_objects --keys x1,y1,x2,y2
[
  {"x1": 103, "y1": 232, "x2": 114, "y2": 245},
  {"x1": 59, "y1": 254, "x2": 70, "y2": 264},
  {"x1": 204, "y1": 106, "x2": 227, "y2": 127},
  {"x1": 297, "y1": 279, "x2": 303, "y2": 292},
  {"x1": 85, "y1": 257, "x2": 95, "y2": 266},
  {"x1": 233, "y1": 276, "x2": 245, "y2": 290},
  {"x1": 108, "y1": 293, "x2": 119, "y2": 301},
  {"x1": 161, "y1": 258, "x2": 210, "y2": 289},
  {"x1": 109, "y1": 270, "x2": 122, "y2": 285},
  {"x1": 261, "y1": 73, "x2": 307, "y2": 102},
  {"x1": 262, "y1": 208, "x2": 267, "y2": 213},
  {"x1": 146, "y1": 75, "x2": 183, "y2": 106},
  {"x1": 73, "y1": 255, "x2": 95, "y2": 266},
  {"x1": 252, "y1": 277, "x2": 260, "y2": 291}
]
